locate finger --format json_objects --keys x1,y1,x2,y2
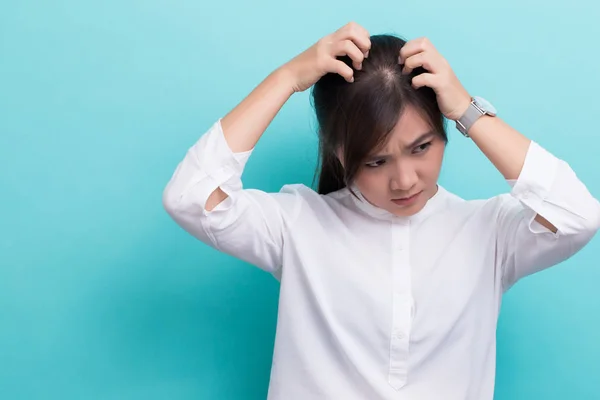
[
  {"x1": 334, "y1": 39, "x2": 365, "y2": 70},
  {"x1": 399, "y1": 37, "x2": 434, "y2": 65},
  {"x1": 401, "y1": 52, "x2": 437, "y2": 75},
  {"x1": 334, "y1": 22, "x2": 371, "y2": 58},
  {"x1": 328, "y1": 58, "x2": 355, "y2": 83},
  {"x1": 411, "y1": 73, "x2": 437, "y2": 89}
]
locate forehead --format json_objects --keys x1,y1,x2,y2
[
  {"x1": 371, "y1": 106, "x2": 435, "y2": 156},
  {"x1": 389, "y1": 106, "x2": 433, "y2": 143}
]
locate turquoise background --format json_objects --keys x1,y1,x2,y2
[{"x1": 1, "y1": 0, "x2": 599, "y2": 399}]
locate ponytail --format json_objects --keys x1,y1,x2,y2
[{"x1": 315, "y1": 149, "x2": 346, "y2": 195}]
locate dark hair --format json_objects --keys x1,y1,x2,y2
[{"x1": 311, "y1": 34, "x2": 447, "y2": 195}]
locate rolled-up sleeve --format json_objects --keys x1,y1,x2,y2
[
  {"x1": 162, "y1": 119, "x2": 301, "y2": 274},
  {"x1": 496, "y1": 140, "x2": 600, "y2": 291}
]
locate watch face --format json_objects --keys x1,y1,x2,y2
[{"x1": 473, "y1": 96, "x2": 497, "y2": 116}]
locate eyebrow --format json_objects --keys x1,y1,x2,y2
[{"x1": 365, "y1": 130, "x2": 437, "y2": 162}]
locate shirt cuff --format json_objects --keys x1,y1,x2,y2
[
  {"x1": 181, "y1": 119, "x2": 254, "y2": 212},
  {"x1": 196, "y1": 118, "x2": 254, "y2": 172},
  {"x1": 509, "y1": 140, "x2": 559, "y2": 208}
]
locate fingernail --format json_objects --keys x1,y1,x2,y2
[
  {"x1": 365, "y1": 50, "x2": 369, "y2": 58},
  {"x1": 398, "y1": 56, "x2": 403, "y2": 65},
  {"x1": 357, "y1": 63, "x2": 362, "y2": 70},
  {"x1": 350, "y1": 76, "x2": 354, "y2": 83}
]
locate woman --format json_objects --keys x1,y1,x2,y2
[{"x1": 162, "y1": 22, "x2": 600, "y2": 400}]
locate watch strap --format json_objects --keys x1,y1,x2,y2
[{"x1": 455, "y1": 99, "x2": 485, "y2": 137}]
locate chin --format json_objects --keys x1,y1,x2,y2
[{"x1": 390, "y1": 200, "x2": 426, "y2": 217}]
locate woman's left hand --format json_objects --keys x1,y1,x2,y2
[{"x1": 399, "y1": 37, "x2": 472, "y2": 121}]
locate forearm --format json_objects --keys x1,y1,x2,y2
[
  {"x1": 464, "y1": 113, "x2": 556, "y2": 229},
  {"x1": 201, "y1": 68, "x2": 295, "y2": 211},
  {"x1": 459, "y1": 106, "x2": 532, "y2": 181},
  {"x1": 221, "y1": 67, "x2": 296, "y2": 153},
  {"x1": 465, "y1": 112, "x2": 599, "y2": 233}
]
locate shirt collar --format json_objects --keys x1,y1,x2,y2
[{"x1": 348, "y1": 183, "x2": 448, "y2": 224}]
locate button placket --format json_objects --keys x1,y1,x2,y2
[{"x1": 388, "y1": 220, "x2": 413, "y2": 390}]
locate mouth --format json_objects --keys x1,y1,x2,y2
[{"x1": 391, "y1": 191, "x2": 422, "y2": 206}]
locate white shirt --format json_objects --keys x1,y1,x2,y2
[{"x1": 162, "y1": 119, "x2": 600, "y2": 400}]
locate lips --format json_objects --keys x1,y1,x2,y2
[
  {"x1": 394, "y1": 192, "x2": 420, "y2": 201},
  {"x1": 391, "y1": 191, "x2": 422, "y2": 206}
]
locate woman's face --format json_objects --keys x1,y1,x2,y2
[{"x1": 349, "y1": 106, "x2": 446, "y2": 217}]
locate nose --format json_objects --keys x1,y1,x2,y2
[{"x1": 390, "y1": 162, "x2": 418, "y2": 193}]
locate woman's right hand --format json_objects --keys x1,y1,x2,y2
[{"x1": 281, "y1": 22, "x2": 371, "y2": 93}]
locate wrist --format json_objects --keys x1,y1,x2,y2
[
  {"x1": 273, "y1": 65, "x2": 299, "y2": 95},
  {"x1": 453, "y1": 95, "x2": 498, "y2": 137},
  {"x1": 451, "y1": 95, "x2": 472, "y2": 121}
]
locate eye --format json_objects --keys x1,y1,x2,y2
[
  {"x1": 413, "y1": 141, "x2": 432, "y2": 154},
  {"x1": 365, "y1": 159, "x2": 386, "y2": 168}
]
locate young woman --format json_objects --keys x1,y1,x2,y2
[{"x1": 163, "y1": 22, "x2": 600, "y2": 400}]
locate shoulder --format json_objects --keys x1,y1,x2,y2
[
  {"x1": 436, "y1": 186, "x2": 520, "y2": 221},
  {"x1": 275, "y1": 183, "x2": 360, "y2": 220},
  {"x1": 241, "y1": 183, "x2": 350, "y2": 215},
  {"x1": 278, "y1": 183, "x2": 349, "y2": 207}
]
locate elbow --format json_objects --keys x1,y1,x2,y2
[
  {"x1": 162, "y1": 183, "x2": 183, "y2": 217},
  {"x1": 586, "y1": 200, "x2": 600, "y2": 236},
  {"x1": 571, "y1": 199, "x2": 600, "y2": 246}
]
